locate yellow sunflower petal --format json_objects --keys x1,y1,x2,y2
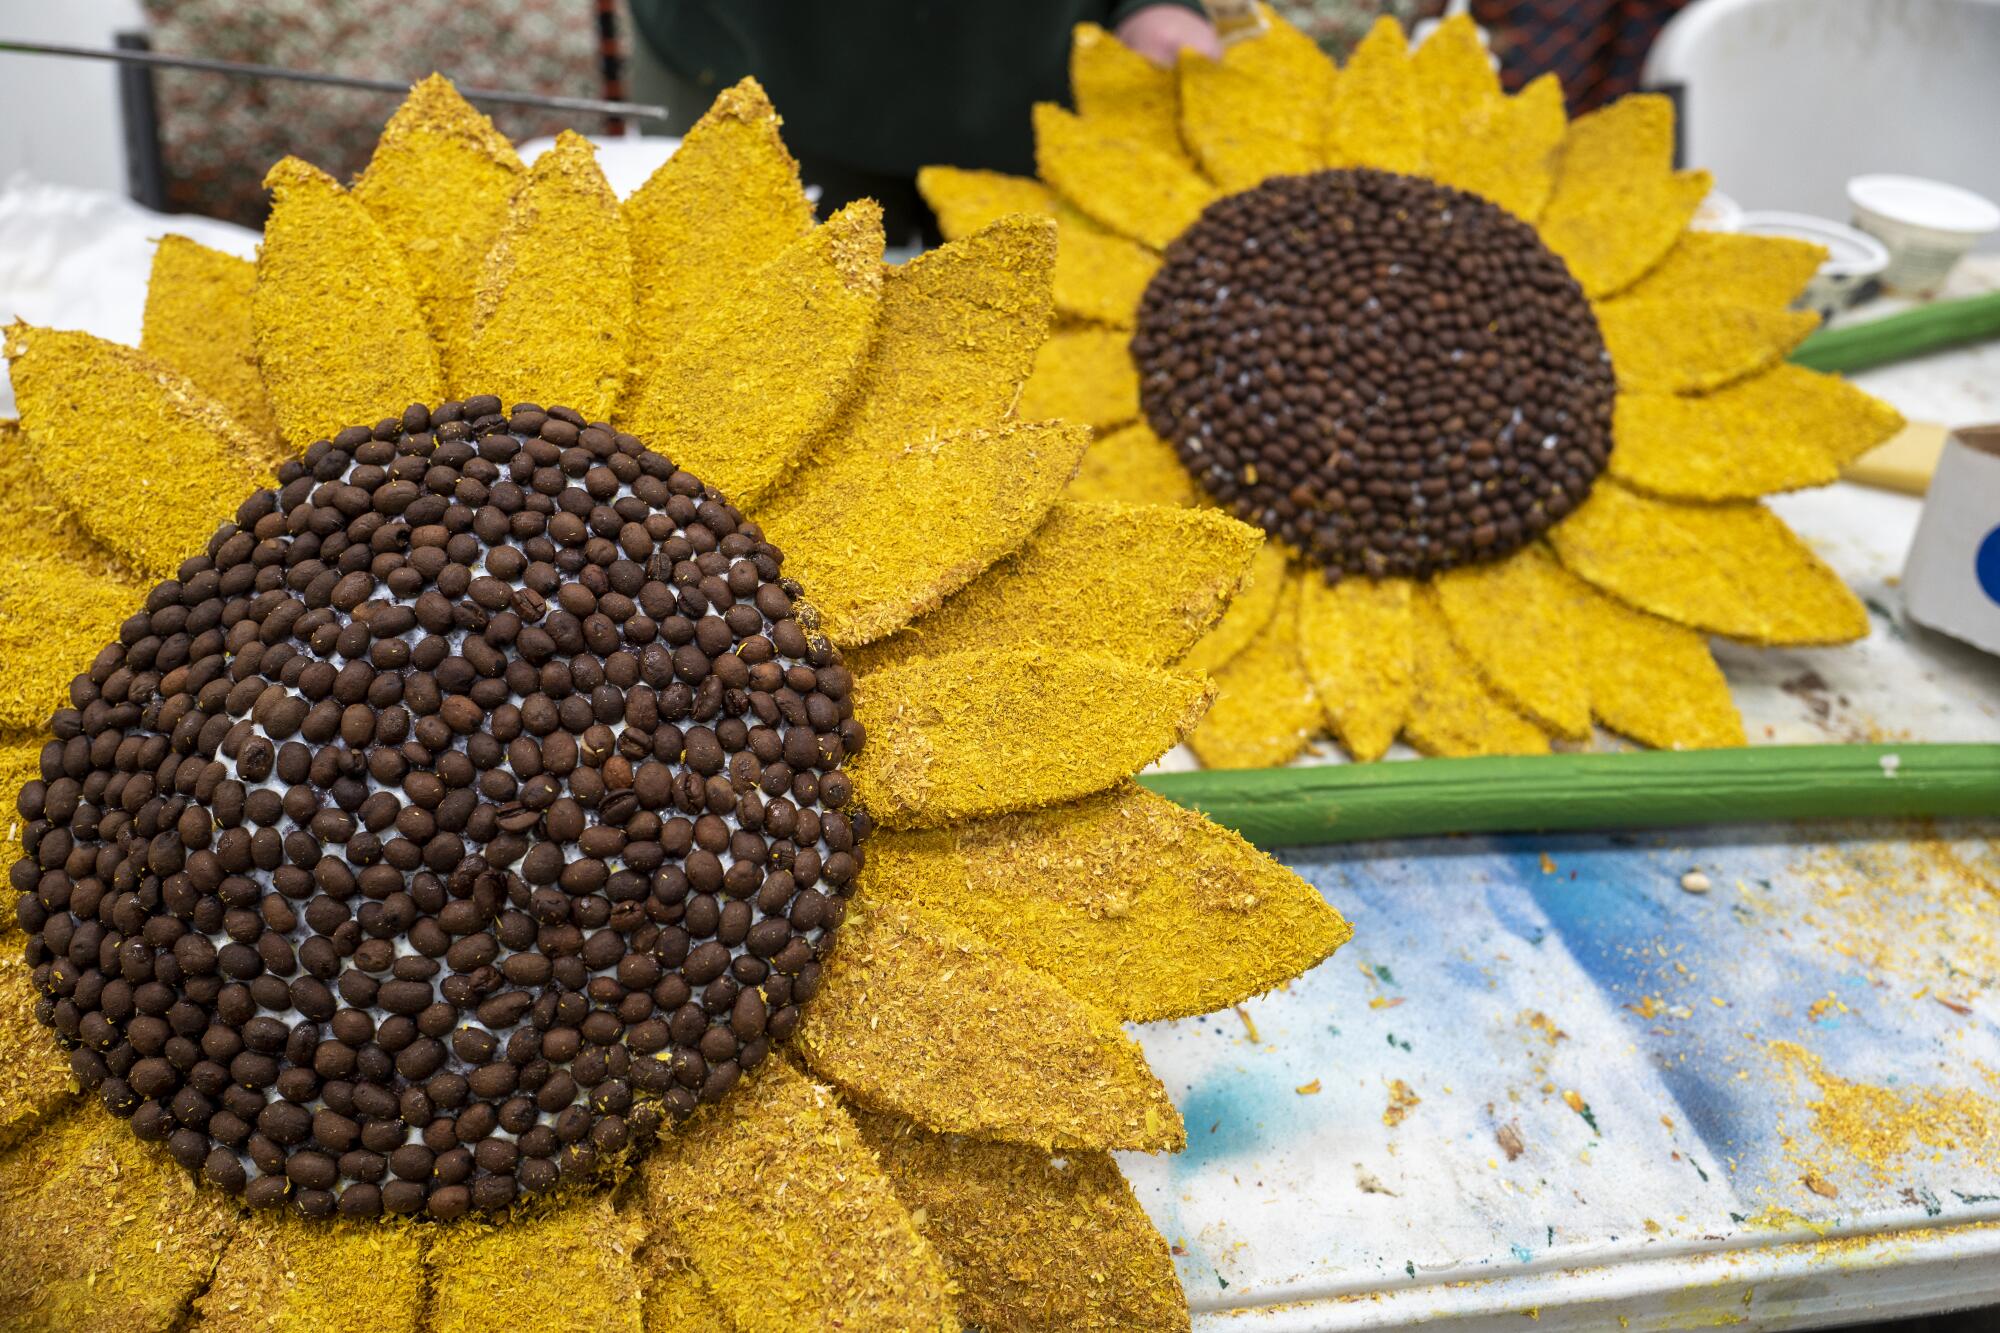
[
  {"x1": 1619, "y1": 230, "x2": 1828, "y2": 308},
  {"x1": 1223, "y1": 5, "x2": 1339, "y2": 156},
  {"x1": 1034, "y1": 102, "x2": 1219, "y2": 249},
  {"x1": 141, "y1": 236, "x2": 279, "y2": 451},
  {"x1": 855, "y1": 1108, "x2": 1190, "y2": 1333},
  {"x1": 0, "y1": 950, "x2": 75, "y2": 1151},
  {"x1": 1178, "y1": 538, "x2": 1288, "y2": 676},
  {"x1": 1540, "y1": 93, "x2": 1708, "y2": 295},
  {"x1": 1434, "y1": 547, "x2": 1591, "y2": 740},
  {"x1": 849, "y1": 644, "x2": 1209, "y2": 827},
  {"x1": 427, "y1": 1197, "x2": 644, "y2": 1333},
  {"x1": 1070, "y1": 420, "x2": 1199, "y2": 506},
  {"x1": 625, "y1": 78, "x2": 814, "y2": 393},
  {"x1": 1598, "y1": 300, "x2": 1819, "y2": 394},
  {"x1": 0, "y1": 558, "x2": 142, "y2": 731},
  {"x1": 352, "y1": 74, "x2": 523, "y2": 394},
  {"x1": 760, "y1": 419, "x2": 1087, "y2": 646},
  {"x1": 916, "y1": 166, "x2": 1054, "y2": 239},
  {"x1": 0, "y1": 1104, "x2": 237, "y2": 1332},
  {"x1": 7, "y1": 324, "x2": 265, "y2": 580},
  {"x1": 190, "y1": 1215, "x2": 426, "y2": 1333},
  {"x1": 862, "y1": 780, "x2": 1349, "y2": 1022},
  {"x1": 0, "y1": 735, "x2": 44, "y2": 891},
  {"x1": 1053, "y1": 206, "x2": 1163, "y2": 327},
  {"x1": 1071, "y1": 22, "x2": 1184, "y2": 155},
  {"x1": 0, "y1": 422, "x2": 126, "y2": 574},
  {"x1": 1296, "y1": 573, "x2": 1413, "y2": 762},
  {"x1": 1426, "y1": 72, "x2": 1566, "y2": 223},
  {"x1": 636, "y1": 1240, "x2": 736, "y2": 1333},
  {"x1": 1412, "y1": 13, "x2": 1501, "y2": 126},
  {"x1": 796, "y1": 897, "x2": 1184, "y2": 1151},
  {"x1": 1189, "y1": 574, "x2": 1320, "y2": 768},
  {"x1": 1550, "y1": 482, "x2": 1869, "y2": 644},
  {"x1": 1178, "y1": 55, "x2": 1323, "y2": 193},
  {"x1": 638, "y1": 1057, "x2": 956, "y2": 1333},
  {"x1": 1327, "y1": 18, "x2": 1425, "y2": 173},
  {"x1": 255, "y1": 157, "x2": 443, "y2": 449},
  {"x1": 1404, "y1": 589, "x2": 1551, "y2": 757},
  {"x1": 620, "y1": 201, "x2": 883, "y2": 507},
  {"x1": 1019, "y1": 326, "x2": 1139, "y2": 428}
]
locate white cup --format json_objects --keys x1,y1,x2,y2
[{"x1": 1846, "y1": 174, "x2": 2000, "y2": 297}]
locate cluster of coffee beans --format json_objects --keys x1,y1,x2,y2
[
  {"x1": 1132, "y1": 168, "x2": 1616, "y2": 580},
  {"x1": 10, "y1": 398, "x2": 866, "y2": 1220}
]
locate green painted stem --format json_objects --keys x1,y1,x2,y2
[
  {"x1": 1791, "y1": 291, "x2": 2000, "y2": 374},
  {"x1": 1136, "y1": 744, "x2": 2000, "y2": 848}
]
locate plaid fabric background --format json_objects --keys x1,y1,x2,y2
[
  {"x1": 1271, "y1": 0, "x2": 1447, "y2": 57},
  {"x1": 1469, "y1": 0, "x2": 1691, "y2": 111}
]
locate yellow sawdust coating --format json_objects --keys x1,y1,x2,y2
[
  {"x1": 862, "y1": 781, "x2": 1348, "y2": 1022},
  {"x1": 1053, "y1": 205, "x2": 1165, "y2": 326},
  {"x1": 1599, "y1": 299, "x2": 1819, "y2": 394},
  {"x1": 0, "y1": 734, "x2": 42, "y2": 888},
  {"x1": 189, "y1": 1215, "x2": 426, "y2": 1333},
  {"x1": 1071, "y1": 22, "x2": 1184, "y2": 155},
  {"x1": 0, "y1": 556, "x2": 145, "y2": 731},
  {"x1": 1404, "y1": 589, "x2": 1550, "y2": 756},
  {"x1": 796, "y1": 898, "x2": 1184, "y2": 1151},
  {"x1": 1189, "y1": 574, "x2": 1320, "y2": 768},
  {"x1": 1069, "y1": 420, "x2": 1199, "y2": 507},
  {"x1": 427, "y1": 1196, "x2": 644, "y2": 1333},
  {"x1": 1033, "y1": 102, "x2": 1219, "y2": 249},
  {"x1": 1435, "y1": 547, "x2": 1591, "y2": 739},
  {"x1": 1539, "y1": 94, "x2": 1694, "y2": 296},
  {"x1": 1019, "y1": 325, "x2": 1139, "y2": 428},
  {"x1": 852, "y1": 500, "x2": 1259, "y2": 673},
  {"x1": 1769, "y1": 1042, "x2": 2000, "y2": 1181},
  {"x1": 619, "y1": 201, "x2": 883, "y2": 508},
  {"x1": 0, "y1": 420, "x2": 128, "y2": 575},
  {"x1": 855, "y1": 1107, "x2": 1190, "y2": 1332},
  {"x1": 0, "y1": 1104, "x2": 237, "y2": 1331},
  {"x1": 849, "y1": 644, "x2": 1210, "y2": 828},
  {"x1": 625, "y1": 78, "x2": 815, "y2": 395},
  {"x1": 1620, "y1": 231, "x2": 1828, "y2": 308},
  {"x1": 1549, "y1": 482, "x2": 1868, "y2": 645},
  {"x1": 1610, "y1": 366, "x2": 1903, "y2": 500},
  {"x1": 7, "y1": 324, "x2": 265, "y2": 579},
  {"x1": 1412, "y1": 14, "x2": 1502, "y2": 128},
  {"x1": 1179, "y1": 539, "x2": 1288, "y2": 677},
  {"x1": 760, "y1": 420, "x2": 1087, "y2": 647},
  {"x1": 1222, "y1": 5, "x2": 1338, "y2": 159},
  {"x1": 1296, "y1": 573, "x2": 1412, "y2": 762},
  {"x1": 1178, "y1": 54, "x2": 1322, "y2": 193},
  {"x1": 917, "y1": 166, "x2": 1054, "y2": 239},
  {"x1": 0, "y1": 944, "x2": 75, "y2": 1151},
  {"x1": 1327, "y1": 18, "x2": 1425, "y2": 173},
  {"x1": 255, "y1": 157, "x2": 443, "y2": 449},
  {"x1": 1547, "y1": 168, "x2": 1711, "y2": 300},
  {"x1": 353, "y1": 74, "x2": 523, "y2": 394},
  {"x1": 468, "y1": 131, "x2": 632, "y2": 422},
  {"x1": 1430, "y1": 73, "x2": 1567, "y2": 223},
  {"x1": 638, "y1": 1057, "x2": 957, "y2": 1333},
  {"x1": 141, "y1": 235, "x2": 279, "y2": 449},
  {"x1": 636, "y1": 1240, "x2": 737, "y2": 1333}
]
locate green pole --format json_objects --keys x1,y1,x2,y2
[{"x1": 1791, "y1": 291, "x2": 2000, "y2": 374}]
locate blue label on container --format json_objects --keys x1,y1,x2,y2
[{"x1": 1978, "y1": 524, "x2": 2000, "y2": 605}]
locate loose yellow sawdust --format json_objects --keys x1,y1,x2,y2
[
  {"x1": 1019, "y1": 325, "x2": 1139, "y2": 428},
  {"x1": 851, "y1": 500, "x2": 1260, "y2": 673},
  {"x1": 7, "y1": 324, "x2": 265, "y2": 579},
  {"x1": 1071, "y1": 22, "x2": 1183, "y2": 155},
  {"x1": 141, "y1": 235, "x2": 279, "y2": 449},
  {"x1": 1621, "y1": 231, "x2": 1828, "y2": 308},
  {"x1": 1405, "y1": 589, "x2": 1550, "y2": 756},
  {"x1": 759, "y1": 419, "x2": 1087, "y2": 647},
  {"x1": 1222, "y1": 5, "x2": 1338, "y2": 157},
  {"x1": 1411, "y1": 14, "x2": 1501, "y2": 128},
  {"x1": 917, "y1": 166, "x2": 1056, "y2": 240},
  {"x1": 0, "y1": 944, "x2": 75, "y2": 1151},
  {"x1": 796, "y1": 898, "x2": 1184, "y2": 1151},
  {"x1": 189, "y1": 1214, "x2": 425, "y2": 1333},
  {"x1": 254, "y1": 157, "x2": 443, "y2": 449},
  {"x1": 1296, "y1": 573, "x2": 1412, "y2": 762},
  {"x1": 1427, "y1": 74, "x2": 1566, "y2": 223},
  {"x1": 861, "y1": 781, "x2": 1349, "y2": 1023},
  {"x1": 468, "y1": 131, "x2": 632, "y2": 422},
  {"x1": 1069, "y1": 420, "x2": 1199, "y2": 507},
  {"x1": 849, "y1": 644, "x2": 1210, "y2": 827},
  {"x1": 1177, "y1": 54, "x2": 1321, "y2": 193},
  {"x1": 0, "y1": 1104, "x2": 237, "y2": 1331},
  {"x1": 1053, "y1": 205, "x2": 1164, "y2": 326},
  {"x1": 1033, "y1": 102, "x2": 1219, "y2": 249},
  {"x1": 619, "y1": 200, "x2": 884, "y2": 507},
  {"x1": 1327, "y1": 18, "x2": 1425, "y2": 173},
  {"x1": 1538, "y1": 94, "x2": 1696, "y2": 296},
  {"x1": 855, "y1": 1107, "x2": 1190, "y2": 1333},
  {"x1": 1548, "y1": 482, "x2": 1868, "y2": 645},
  {"x1": 1435, "y1": 547, "x2": 1591, "y2": 740},
  {"x1": 1384, "y1": 1078, "x2": 1423, "y2": 1127},
  {"x1": 1598, "y1": 299, "x2": 1820, "y2": 394},
  {"x1": 1770, "y1": 1042, "x2": 2000, "y2": 1181},
  {"x1": 353, "y1": 74, "x2": 523, "y2": 394},
  {"x1": 0, "y1": 734, "x2": 43, "y2": 882},
  {"x1": 0, "y1": 557, "x2": 144, "y2": 731},
  {"x1": 1179, "y1": 539, "x2": 1288, "y2": 676},
  {"x1": 0, "y1": 420, "x2": 128, "y2": 575},
  {"x1": 639, "y1": 1058, "x2": 956, "y2": 1333},
  {"x1": 427, "y1": 1196, "x2": 644, "y2": 1333},
  {"x1": 635, "y1": 1239, "x2": 735, "y2": 1333},
  {"x1": 1190, "y1": 573, "x2": 1320, "y2": 768}
]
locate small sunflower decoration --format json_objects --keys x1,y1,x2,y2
[
  {"x1": 921, "y1": 11, "x2": 1905, "y2": 768},
  {"x1": 0, "y1": 77, "x2": 1350, "y2": 1331}
]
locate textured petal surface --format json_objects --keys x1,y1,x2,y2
[
  {"x1": 796, "y1": 898, "x2": 1184, "y2": 1150},
  {"x1": 1540, "y1": 95, "x2": 1706, "y2": 296},
  {"x1": 619, "y1": 202, "x2": 883, "y2": 507},
  {"x1": 190, "y1": 1215, "x2": 426, "y2": 1333},
  {"x1": 0, "y1": 558, "x2": 144, "y2": 731},
  {"x1": 636, "y1": 1240, "x2": 736, "y2": 1333},
  {"x1": 352, "y1": 74, "x2": 522, "y2": 393},
  {"x1": 1223, "y1": 5, "x2": 1339, "y2": 157},
  {"x1": 638, "y1": 1057, "x2": 956, "y2": 1333},
  {"x1": 0, "y1": 419, "x2": 134, "y2": 576},
  {"x1": 1019, "y1": 326, "x2": 1139, "y2": 428},
  {"x1": 254, "y1": 157, "x2": 442, "y2": 449},
  {"x1": 1412, "y1": 13, "x2": 1502, "y2": 127},
  {"x1": 1071, "y1": 22, "x2": 1184, "y2": 155},
  {"x1": 7, "y1": 323, "x2": 266, "y2": 579},
  {"x1": 856, "y1": 1108, "x2": 1190, "y2": 1333},
  {"x1": 427, "y1": 1197, "x2": 644, "y2": 1333},
  {"x1": 849, "y1": 645, "x2": 1210, "y2": 827},
  {"x1": 1550, "y1": 484, "x2": 1869, "y2": 644},
  {"x1": 0, "y1": 944, "x2": 75, "y2": 1151},
  {"x1": 1405, "y1": 589, "x2": 1551, "y2": 756},
  {"x1": 141, "y1": 235, "x2": 279, "y2": 449},
  {"x1": 468, "y1": 132, "x2": 632, "y2": 421},
  {"x1": 1179, "y1": 538, "x2": 1288, "y2": 676},
  {"x1": 917, "y1": 166, "x2": 1054, "y2": 239},
  {"x1": 1070, "y1": 420, "x2": 1199, "y2": 506},
  {"x1": 1035, "y1": 102, "x2": 1218, "y2": 249},
  {"x1": 1620, "y1": 230, "x2": 1828, "y2": 308},
  {"x1": 1327, "y1": 18, "x2": 1425, "y2": 172},
  {"x1": 1425, "y1": 73, "x2": 1566, "y2": 223},
  {"x1": 1189, "y1": 575, "x2": 1320, "y2": 769},
  {"x1": 1179, "y1": 55, "x2": 1322, "y2": 192},
  {"x1": 861, "y1": 781, "x2": 1348, "y2": 1022},
  {"x1": 1434, "y1": 547, "x2": 1591, "y2": 739},
  {"x1": 1599, "y1": 300, "x2": 1819, "y2": 393},
  {"x1": 1296, "y1": 573, "x2": 1413, "y2": 762},
  {"x1": 1053, "y1": 206, "x2": 1163, "y2": 325}
]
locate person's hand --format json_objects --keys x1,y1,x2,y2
[{"x1": 1115, "y1": 4, "x2": 1224, "y2": 67}]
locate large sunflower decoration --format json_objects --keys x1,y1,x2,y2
[
  {"x1": 922, "y1": 12, "x2": 1904, "y2": 768},
  {"x1": 0, "y1": 78, "x2": 1350, "y2": 1331}
]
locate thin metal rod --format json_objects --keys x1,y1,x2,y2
[{"x1": 0, "y1": 38, "x2": 670, "y2": 122}]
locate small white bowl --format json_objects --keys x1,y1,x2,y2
[
  {"x1": 1847, "y1": 174, "x2": 2000, "y2": 297},
  {"x1": 1690, "y1": 188, "x2": 1743, "y2": 233},
  {"x1": 1736, "y1": 210, "x2": 1890, "y2": 318}
]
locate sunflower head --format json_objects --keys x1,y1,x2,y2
[{"x1": 922, "y1": 9, "x2": 1905, "y2": 768}]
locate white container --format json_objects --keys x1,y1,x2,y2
[
  {"x1": 1901, "y1": 423, "x2": 2000, "y2": 658},
  {"x1": 1847, "y1": 173, "x2": 2000, "y2": 297},
  {"x1": 1735, "y1": 210, "x2": 1889, "y2": 319},
  {"x1": 1690, "y1": 188, "x2": 1743, "y2": 233}
]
